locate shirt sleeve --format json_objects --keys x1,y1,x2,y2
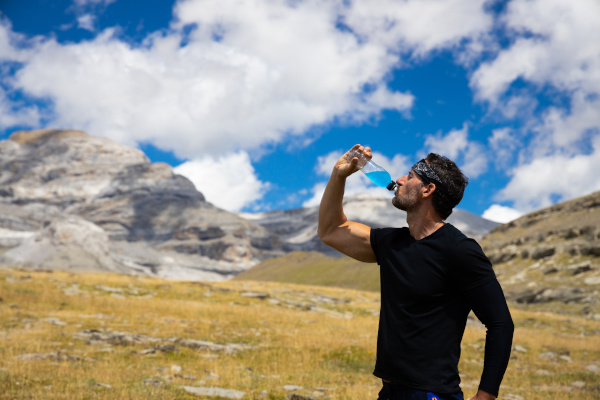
[
  {"x1": 371, "y1": 227, "x2": 400, "y2": 266},
  {"x1": 370, "y1": 228, "x2": 381, "y2": 265},
  {"x1": 463, "y1": 275, "x2": 514, "y2": 397},
  {"x1": 452, "y1": 237, "x2": 497, "y2": 290},
  {"x1": 451, "y1": 235, "x2": 514, "y2": 396}
]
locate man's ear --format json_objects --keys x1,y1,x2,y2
[{"x1": 421, "y1": 183, "x2": 436, "y2": 198}]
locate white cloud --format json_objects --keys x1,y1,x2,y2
[
  {"x1": 425, "y1": 124, "x2": 469, "y2": 160},
  {"x1": 471, "y1": 0, "x2": 600, "y2": 150},
  {"x1": 495, "y1": 94, "x2": 538, "y2": 121},
  {"x1": 468, "y1": 0, "x2": 600, "y2": 211},
  {"x1": 0, "y1": 20, "x2": 45, "y2": 128},
  {"x1": 2, "y1": 0, "x2": 498, "y2": 161},
  {"x1": 7, "y1": 1, "x2": 418, "y2": 159},
  {"x1": 0, "y1": 18, "x2": 39, "y2": 63},
  {"x1": 0, "y1": 19, "x2": 18, "y2": 61},
  {"x1": 488, "y1": 127, "x2": 519, "y2": 170},
  {"x1": 460, "y1": 142, "x2": 488, "y2": 178},
  {"x1": 73, "y1": 0, "x2": 116, "y2": 5},
  {"x1": 482, "y1": 204, "x2": 522, "y2": 224},
  {"x1": 345, "y1": 0, "x2": 493, "y2": 57},
  {"x1": 498, "y1": 133, "x2": 600, "y2": 212},
  {"x1": 534, "y1": 92, "x2": 600, "y2": 154},
  {"x1": 77, "y1": 14, "x2": 96, "y2": 31},
  {"x1": 173, "y1": 151, "x2": 268, "y2": 212},
  {"x1": 472, "y1": 0, "x2": 600, "y2": 105},
  {"x1": 314, "y1": 151, "x2": 345, "y2": 177},
  {"x1": 302, "y1": 182, "x2": 327, "y2": 209},
  {"x1": 71, "y1": 0, "x2": 117, "y2": 32},
  {"x1": 0, "y1": 87, "x2": 43, "y2": 129},
  {"x1": 424, "y1": 123, "x2": 488, "y2": 178}
]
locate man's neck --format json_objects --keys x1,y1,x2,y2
[{"x1": 406, "y1": 208, "x2": 445, "y2": 240}]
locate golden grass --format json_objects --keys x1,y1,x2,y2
[
  {"x1": 233, "y1": 252, "x2": 381, "y2": 292},
  {"x1": 0, "y1": 267, "x2": 598, "y2": 400}
]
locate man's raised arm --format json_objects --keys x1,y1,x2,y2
[{"x1": 317, "y1": 145, "x2": 377, "y2": 263}]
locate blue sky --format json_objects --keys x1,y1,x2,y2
[{"x1": 1, "y1": 0, "x2": 599, "y2": 222}]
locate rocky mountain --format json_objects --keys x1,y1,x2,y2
[
  {"x1": 479, "y1": 190, "x2": 600, "y2": 315},
  {"x1": 239, "y1": 193, "x2": 498, "y2": 257},
  {"x1": 0, "y1": 129, "x2": 283, "y2": 280}
]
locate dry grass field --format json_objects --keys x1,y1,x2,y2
[{"x1": 1, "y1": 267, "x2": 599, "y2": 400}]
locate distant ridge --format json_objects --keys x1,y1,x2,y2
[{"x1": 238, "y1": 192, "x2": 499, "y2": 257}]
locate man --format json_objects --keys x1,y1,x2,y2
[{"x1": 317, "y1": 144, "x2": 514, "y2": 400}]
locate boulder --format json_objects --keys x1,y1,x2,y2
[
  {"x1": 0, "y1": 216, "x2": 118, "y2": 272},
  {"x1": 514, "y1": 287, "x2": 586, "y2": 304}
]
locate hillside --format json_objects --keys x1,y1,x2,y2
[
  {"x1": 479, "y1": 190, "x2": 600, "y2": 315},
  {"x1": 238, "y1": 191, "x2": 600, "y2": 318},
  {"x1": 234, "y1": 251, "x2": 380, "y2": 291}
]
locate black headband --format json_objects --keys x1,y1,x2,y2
[{"x1": 411, "y1": 159, "x2": 447, "y2": 194}]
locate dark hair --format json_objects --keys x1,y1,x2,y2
[{"x1": 425, "y1": 153, "x2": 468, "y2": 219}]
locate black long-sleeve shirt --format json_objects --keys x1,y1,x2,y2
[
  {"x1": 371, "y1": 224, "x2": 514, "y2": 396},
  {"x1": 466, "y1": 278, "x2": 514, "y2": 395}
]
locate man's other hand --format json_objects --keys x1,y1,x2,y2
[{"x1": 469, "y1": 389, "x2": 496, "y2": 400}]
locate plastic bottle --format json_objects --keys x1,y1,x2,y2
[{"x1": 347, "y1": 149, "x2": 397, "y2": 191}]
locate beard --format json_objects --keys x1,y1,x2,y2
[{"x1": 392, "y1": 184, "x2": 421, "y2": 211}]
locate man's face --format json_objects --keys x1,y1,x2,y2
[{"x1": 392, "y1": 170, "x2": 424, "y2": 211}]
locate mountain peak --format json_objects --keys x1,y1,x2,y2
[{"x1": 9, "y1": 129, "x2": 88, "y2": 145}]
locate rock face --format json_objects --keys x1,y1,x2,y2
[
  {"x1": 479, "y1": 191, "x2": 600, "y2": 312},
  {"x1": 1, "y1": 129, "x2": 151, "y2": 206},
  {"x1": 0, "y1": 129, "x2": 283, "y2": 280},
  {"x1": 239, "y1": 193, "x2": 499, "y2": 257},
  {"x1": 240, "y1": 205, "x2": 337, "y2": 256},
  {"x1": 482, "y1": 191, "x2": 600, "y2": 265}
]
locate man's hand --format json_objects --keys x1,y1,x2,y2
[
  {"x1": 469, "y1": 389, "x2": 496, "y2": 400},
  {"x1": 334, "y1": 144, "x2": 372, "y2": 179}
]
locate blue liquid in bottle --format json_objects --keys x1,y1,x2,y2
[
  {"x1": 347, "y1": 149, "x2": 397, "y2": 191},
  {"x1": 365, "y1": 170, "x2": 393, "y2": 188}
]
